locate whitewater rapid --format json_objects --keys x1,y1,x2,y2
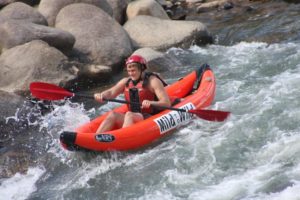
[{"x1": 1, "y1": 41, "x2": 300, "y2": 200}]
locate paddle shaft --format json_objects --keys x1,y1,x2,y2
[{"x1": 75, "y1": 93, "x2": 188, "y2": 113}]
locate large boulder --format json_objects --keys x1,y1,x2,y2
[
  {"x1": 0, "y1": 2, "x2": 47, "y2": 25},
  {"x1": 0, "y1": 40, "x2": 76, "y2": 93},
  {"x1": 106, "y1": 0, "x2": 129, "y2": 25},
  {"x1": 126, "y1": 0, "x2": 169, "y2": 20},
  {"x1": 38, "y1": 0, "x2": 113, "y2": 26},
  {"x1": 56, "y1": 3, "x2": 133, "y2": 70},
  {"x1": 0, "y1": 20, "x2": 75, "y2": 52},
  {"x1": 124, "y1": 15, "x2": 213, "y2": 50},
  {"x1": 0, "y1": 0, "x2": 40, "y2": 8}
]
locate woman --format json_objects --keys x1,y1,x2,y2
[{"x1": 94, "y1": 55, "x2": 171, "y2": 134}]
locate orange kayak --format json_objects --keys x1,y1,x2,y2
[{"x1": 60, "y1": 64, "x2": 216, "y2": 151}]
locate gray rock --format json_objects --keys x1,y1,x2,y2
[
  {"x1": 0, "y1": 2, "x2": 47, "y2": 25},
  {"x1": 126, "y1": 0, "x2": 169, "y2": 20},
  {"x1": 0, "y1": 0, "x2": 40, "y2": 8},
  {"x1": 106, "y1": 0, "x2": 129, "y2": 25},
  {"x1": 0, "y1": 40, "x2": 76, "y2": 93},
  {"x1": 0, "y1": 20, "x2": 75, "y2": 52},
  {"x1": 124, "y1": 15, "x2": 213, "y2": 50},
  {"x1": 39, "y1": 0, "x2": 113, "y2": 26},
  {"x1": 56, "y1": 3, "x2": 133, "y2": 70},
  {"x1": 79, "y1": 64, "x2": 112, "y2": 78}
]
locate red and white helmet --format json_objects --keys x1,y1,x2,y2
[{"x1": 125, "y1": 55, "x2": 147, "y2": 70}]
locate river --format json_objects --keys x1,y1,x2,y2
[{"x1": 1, "y1": 1, "x2": 300, "y2": 200}]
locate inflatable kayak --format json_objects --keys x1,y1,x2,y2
[{"x1": 60, "y1": 64, "x2": 216, "y2": 151}]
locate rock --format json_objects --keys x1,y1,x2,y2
[
  {"x1": 224, "y1": 2, "x2": 234, "y2": 10},
  {"x1": 196, "y1": 0, "x2": 230, "y2": 13},
  {"x1": 76, "y1": 64, "x2": 112, "y2": 87},
  {"x1": 106, "y1": 0, "x2": 129, "y2": 25},
  {"x1": 0, "y1": 150, "x2": 31, "y2": 178},
  {"x1": 0, "y1": 90, "x2": 24, "y2": 118},
  {"x1": 186, "y1": 0, "x2": 204, "y2": 3},
  {"x1": 127, "y1": 0, "x2": 170, "y2": 20},
  {"x1": 0, "y1": 2, "x2": 47, "y2": 25},
  {"x1": 156, "y1": 0, "x2": 169, "y2": 8},
  {"x1": 0, "y1": 20, "x2": 75, "y2": 52},
  {"x1": 79, "y1": 64, "x2": 112, "y2": 78},
  {"x1": 0, "y1": 40, "x2": 76, "y2": 93},
  {"x1": 132, "y1": 48, "x2": 183, "y2": 72},
  {"x1": 167, "y1": 4, "x2": 187, "y2": 20},
  {"x1": 0, "y1": 0, "x2": 40, "y2": 8},
  {"x1": 283, "y1": 0, "x2": 300, "y2": 3},
  {"x1": 124, "y1": 15, "x2": 212, "y2": 51},
  {"x1": 0, "y1": 91, "x2": 25, "y2": 155},
  {"x1": 56, "y1": 3, "x2": 133, "y2": 70},
  {"x1": 38, "y1": 0, "x2": 113, "y2": 26}
]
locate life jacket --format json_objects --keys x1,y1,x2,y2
[{"x1": 124, "y1": 72, "x2": 168, "y2": 114}]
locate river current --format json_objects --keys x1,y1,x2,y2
[{"x1": 1, "y1": 1, "x2": 300, "y2": 200}]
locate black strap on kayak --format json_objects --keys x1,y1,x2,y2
[{"x1": 193, "y1": 63, "x2": 211, "y2": 91}]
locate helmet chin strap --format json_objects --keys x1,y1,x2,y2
[{"x1": 131, "y1": 70, "x2": 144, "y2": 86}]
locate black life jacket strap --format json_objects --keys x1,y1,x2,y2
[{"x1": 125, "y1": 72, "x2": 168, "y2": 88}]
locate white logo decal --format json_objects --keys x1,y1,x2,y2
[{"x1": 154, "y1": 103, "x2": 196, "y2": 134}]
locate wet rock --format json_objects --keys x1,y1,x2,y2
[
  {"x1": 56, "y1": 3, "x2": 132, "y2": 70},
  {"x1": 224, "y1": 2, "x2": 234, "y2": 10},
  {"x1": 0, "y1": 20, "x2": 75, "y2": 52},
  {"x1": 132, "y1": 47, "x2": 183, "y2": 72},
  {"x1": 167, "y1": 4, "x2": 187, "y2": 20},
  {"x1": 124, "y1": 15, "x2": 212, "y2": 51},
  {"x1": 126, "y1": 0, "x2": 170, "y2": 20},
  {"x1": 74, "y1": 64, "x2": 112, "y2": 87},
  {"x1": 38, "y1": 0, "x2": 113, "y2": 26},
  {"x1": 245, "y1": 6, "x2": 255, "y2": 12},
  {"x1": 0, "y1": 90, "x2": 24, "y2": 118},
  {"x1": 0, "y1": 150, "x2": 31, "y2": 178},
  {"x1": 0, "y1": 40, "x2": 76, "y2": 93},
  {"x1": 0, "y1": 2, "x2": 47, "y2": 25},
  {"x1": 0, "y1": 95, "x2": 51, "y2": 178},
  {"x1": 196, "y1": 0, "x2": 231, "y2": 13},
  {"x1": 186, "y1": 0, "x2": 204, "y2": 4}
]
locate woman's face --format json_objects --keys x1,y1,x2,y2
[{"x1": 126, "y1": 63, "x2": 142, "y2": 80}]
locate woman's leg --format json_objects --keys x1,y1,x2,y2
[
  {"x1": 96, "y1": 112, "x2": 125, "y2": 133},
  {"x1": 122, "y1": 111, "x2": 144, "y2": 128}
]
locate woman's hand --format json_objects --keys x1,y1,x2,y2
[
  {"x1": 94, "y1": 93, "x2": 105, "y2": 102},
  {"x1": 141, "y1": 100, "x2": 152, "y2": 109}
]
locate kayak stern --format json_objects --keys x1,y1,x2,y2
[{"x1": 60, "y1": 131, "x2": 78, "y2": 151}]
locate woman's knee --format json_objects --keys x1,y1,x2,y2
[
  {"x1": 106, "y1": 111, "x2": 119, "y2": 120},
  {"x1": 124, "y1": 111, "x2": 134, "y2": 119},
  {"x1": 124, "y1": 111, "x2": 143, "y2": 121}
]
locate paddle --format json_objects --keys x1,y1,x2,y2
[{"x1": 30, "y1": 82, "x2": 230, "y2": 122}]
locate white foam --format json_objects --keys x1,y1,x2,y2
[
  {"x1": 187, "y1": 164, "x2": 282, "y2": 200},
  {"x1": 0, "y1": 167, "x2": 45, "y2": 200}
]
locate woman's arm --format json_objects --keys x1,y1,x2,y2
[{"x1": 94, "y1": 78, "x2": 128, "y2": 102}]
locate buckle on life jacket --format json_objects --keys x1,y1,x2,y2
[{"x1": 129, "y1": 88, "x2": 141, "y2": 113}]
